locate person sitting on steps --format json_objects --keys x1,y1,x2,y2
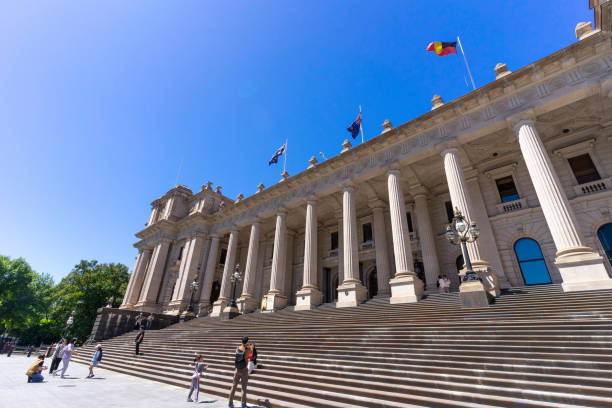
[{"x1": 228, "y1": 336, "x2": 253, "y2": 408}]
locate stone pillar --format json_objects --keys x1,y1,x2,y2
[
  {"x1": 135, "y1": 239, "x2": 171, "y2": 311},
  {"x1": 198, "y1": 236, "x2": 219, "y2": 313},
  {"x1": 237, "y1": 222, "x2": 261, "y2": 313},
  {"x1": 512, "y1": 114, "x2": 612, "y2": 292},
  {"x1": 370, "y1": 203, "x2": 391, "y2": 297},
  {"x1": 170, "y1": 234, "x2": 207, "y2": 313},
  {"x1": 296, "y1": 200, "x2": 323, "y2": 310},
  {"x1": 266, "y1": 212, "x2": 289, "y2": 311},
  {"x1": 211, "y1": 230, "x2": 239, "y2": 317},
  {"x1": 387, "y1": 170, "x2": 423, "y2": 303},
  {"x1": 337, "y1": 185, "x2": 367, "y2": 307},
  {"x1": 413, "y1": 191, "x2": 441, "y2": 292},
  {"x1": 121, "y1": 248, "x2": 152, "y2": 308},
  {"x1": 336, "y1": 211, "x2": 344, "y2": 284}
]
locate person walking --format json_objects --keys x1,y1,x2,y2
[
  {"x1": 26, "y1": 354, "x2": 48, "y2": 383},
  {"x1": 438, "y1": 275, "x2": 445, "y2": 294},
  {"x1": 135, "y1": 326, "x2": 145, "y2": 356},
  {"x1": 187, "y1": 354, "x2": 208, "y2": 402},
  {"x1": 443, "y1": 275, "x2": 451, "y2": 293},
  {"x1": 58, "y1": 338, "x2": 78, "y2": 378},
  {"x1": 49, "y1": 339, "x2": 66, "y2": 375},
  {"x1": 135, "y1": 312, "x2": 143, "y2": 329},
  {"x1": 87, "y1": 344, "x2": 103, "y2": 378},
  {"x1": 145, "y1": 314, "x2": 154, "y2": 330},
  {"x1": 228, "y1": 336, "x2": 253, "y2": 408}
]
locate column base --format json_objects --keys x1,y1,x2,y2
[
  {"x1": 179, "y1": 311, "x2": 196, "y2": 322},
  {"x1": 474, "y1": 266, "x2": 500, "y2": 297},
  {"x1": 294, "y1": 287, "x2": 323, "y2": 310},
  {"x1": 556, "y1": 250, "x2": 612, "y2": 292},
  {"x1": 264, "y1": 292, "x2": 288, "y2": 312},
  {"x1": 210, "y1": 298, "x2": 229, "y2": 317},
  {"x1": 336, "y1": 280, "x2": 367, "y2": 308},
  {"x1": 119, "y1": 304, "x2": 133, "y2": 310},
  {"x1": 132, "y1": 301, "x2": 159, "y2": 313},
  {"x1": 459, "y1": 280, "x2": 492, "y2": 308},
  {"x1": 389, "y1": 274, "x2": 423, "y2": 304},
  {"x1": 196, "y1": 302, "x2": 212, "y2": 317},
  {"x1": 236, "y1": 295, "x2": 259, "y2": 314},
  {"x1": 220, "y1": 303, "x2": 240, "y2": 320}
]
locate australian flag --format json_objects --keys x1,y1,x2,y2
[
  {"x1": 268, "y1": 143, "x2": 286, "y2": 165},
  {"x1": 347, "y1": 113, "x2": 362, "y2": 139}
]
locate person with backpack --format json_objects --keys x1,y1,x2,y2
[
  {"x1": 49, "y1": 338, "x2": 66, "y2": 374},
  {"x1": 187, "y1": 354, "x2": 208, "y2": 402},
  {"x1": 227, "y1": 336, "x2": 253, "y2": 408},
  {"x1": 87, "y1": 344, "x2": 103, "y2": 378}
]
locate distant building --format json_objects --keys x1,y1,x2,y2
[{"x1": 121, "y1": 23, "x2": 612, "y2": 316}]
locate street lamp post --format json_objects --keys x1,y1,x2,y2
[
  {"x1": 445, "y1": 208, "x2": 490, "y2": 307},
  {"x1": 221, "y1": 264, "x2": 243, "y2": 320}
]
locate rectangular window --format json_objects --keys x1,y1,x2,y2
[
  {"x1": 177, "y1": 246, "x2": 184, "y2": 260},
  {"x1": 362, "y1": 223, "x2": 373, "y2": 242},
  {"x1": 495, "y1": 176, "x2": 520, "y2": 203},
  {"x1": 331, "y1": 232, "x2": 339, "y2": 250},
  {"x1": 219, "y1": 248, "x2": 227, "y2": 265},
  {"x1": 406, "y1": 212, "x2": 414, "y2": 232},
  {"x1": 568, "y1": 154, "x2": 601, "y2": 184},
  {"x1": 445, "y1": 201, "x2": 454, "y2": 223}
]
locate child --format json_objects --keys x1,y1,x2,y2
[
  {"x1": 87, "y1": 344, "x2": 103, "y2": 378},
  {"x1": 26, "y1": 354, "x2": 48, "y2": 383},
  {"x1": 248, "y1": 342, "x2": 258, "y2": 375},
  {"x1": 187, "y1": 354, "x2": 208, "y2": 402}
]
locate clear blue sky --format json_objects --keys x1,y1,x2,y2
[{"x1": 0, "y1": 1, "x2": 590, "y2": 282}]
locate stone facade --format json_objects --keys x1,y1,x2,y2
[{"x1": 121, "y1": 28, "x2": 612, "y2": 315}]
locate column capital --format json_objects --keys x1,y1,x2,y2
[
  {"x1": 368, "y1": 198, "x2": 387, "y2": 210},
  {"x1": 506, "y1": 108, "x2": 536, "y2": 131},
  {"x1": 410, "y1": 184, "x2": 429, "y2": 198},
  {"x1": 341, "y1": 183, "x2": 355, "y2": 193},
  {"x1": 306, "y1": 198, "x2": 318, "y2": 206},
  {"x1": 386, "y1": 165, "x2": 401, "y2": 176},
  {"x1": 440, "y1": 144, "x2": 459, "y2": 158}
]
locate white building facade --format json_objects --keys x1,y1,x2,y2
[{"x1": 121, "y1": 26, "x2": 612, "y2": 316}]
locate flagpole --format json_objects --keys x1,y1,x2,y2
[
  {"x1": 283, "y1": 139, "x2": 288, "y2": 173},
  {"x1": 359, "y1": 105, "x2": 364, "y2": 144},
  {"x1": 175, "y1": 156, "x2": 184, "y2": 187},
  {"x1": 457, "y1": 35, "x2": 476, "y2": 91}
]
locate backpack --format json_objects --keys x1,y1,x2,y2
[{"x1": 235, "y1": 347, "x2": 247, "y2": 369}]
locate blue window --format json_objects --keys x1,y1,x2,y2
[
  {"x1": 514, "y1": 238, "x2": 552, "y2": 285},
  {"x1": 598, "y1": 223, "x2": 612, "y2": 266},
  {"x1": 495, "y1": 176, "x2": 520, "y2": 203}
]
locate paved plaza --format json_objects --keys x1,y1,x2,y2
[{"x1": 0, "y1": 355, "x2": 238, "y2": 408}]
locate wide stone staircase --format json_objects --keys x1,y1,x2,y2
[{"x1": 73, "y1": 284, "x2": 612, "y2": 407}]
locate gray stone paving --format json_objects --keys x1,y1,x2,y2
[{"x1": 0, "y1": 355, "x2": 232, "y2": 408}]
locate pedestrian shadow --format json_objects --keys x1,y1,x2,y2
[
  {"x1": 89, "y1": 377, "x2": 105, "y2": 380},
  {"x1": 196, "y1": 400, "x2": 217, "y2": 404}
]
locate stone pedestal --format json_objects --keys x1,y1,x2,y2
[
  {"x1": 210, "y1": 298, "x2": 228, "y2": 317},
  {"x1": 179, "y1": 310, "x2": 196, "y2": 322},
  {"x1": 336, "y1": 281, "x2": 367, "y2": 308},
  {"x1": 389, "y1": 274, "x2": 423, "y2": 304},
  {"x1": 264, "y1": 292, "x2": 288, "y2": 311},
  {"x1": 236, "y1": 294, "x2": 259, "y2": 314},
  {"x1": 220, "y1": 303, "x2": 240, "y2": 320},
  {"x1": 556, "y1": 250, "x2": 612, "y2": 292},
  {"x1": 473, "y1": 264, "x2": 500, "y2": 297},
  {"x1": 294, "y1": 287, "x2": 323, "y2": 310},
  {"x1": 459, "y1": 280, "x2": 492, "y2": 308}
]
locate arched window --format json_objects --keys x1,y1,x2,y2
[
  {"x1": 514, "y1": 238, "x2": 552, "y2": 285},
  {"x1": 598, "y1": 223, "x2": 612, "y2": 266}
]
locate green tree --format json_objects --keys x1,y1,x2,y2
[{"x1": 50, "y1": 260, "x2": 129, "y2": 341}]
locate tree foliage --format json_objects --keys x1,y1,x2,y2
[{"x1": 0, "y1": 256, "x2": 129, "y2": 345}]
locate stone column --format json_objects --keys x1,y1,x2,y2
[
  {"x1": 121, "y1": 250, "x2": 143, "y2": 308},
  {"x1": 198, "y1": 236, "x2": 219, "y2": 313},
  {"x1": 122, "y1": 248, "x2": 153, "y2": 308},
  {"x1": 370, "y1": 203, "x2": 391, "y2": 297},
  {"x1": 413, "y1": 191, "x2": 441, "y2": 292},
  {"x1": 237, "y1": 222, "x2": 261, "y2": 313},
  {"x1": 387, "y1": 170, "x2": 423, "y2": 303},
  {"x1": 511, "y1": 114, "x2": 612, "y2": 292},
  {"x1": 336, "y1": 210, "x2": 344, "y2": 285},
  {"x1": 266, "y1": 212, "x2": 289, "y2": 311},
  {"x1": 296, "y1": 200, "x2": 323, "y2": 310},
  {"x1": 337, "y1": 185, "x2": 367, "y2": 307},
  {"x1": 211, "y1": 230, "x2": 239, "y2": 317},
  {"x1": 442, "y1": 147, "x2": 497, "y2": 305},
  {"x1": 135, "y1": 239, "x2": 171, "y2": 312},
  {"x1": 170, "y1": 234, "x2": 207, "y2": 313}
]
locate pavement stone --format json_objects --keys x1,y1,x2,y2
[{"x1": 0, "y1": 355, "x2": 247, "y2": 408}]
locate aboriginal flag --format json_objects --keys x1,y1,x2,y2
[{"x1": 426, "y1": 41, "x2": 457, "y2": 56}]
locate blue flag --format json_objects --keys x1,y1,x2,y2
[
  {"x1": 347, "y1": 113, "x2": 362, "y2": 139},
  {"x1": 269, "y1": 143, "x2": 286, "y2": 165}
]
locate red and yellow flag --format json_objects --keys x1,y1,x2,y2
[{"x1": 426, "y1": 41, "x2": 458, "y2": 56}]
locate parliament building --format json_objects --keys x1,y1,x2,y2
[{"x1": 120, "y1": 22, "x2": 612, "y2": 317}]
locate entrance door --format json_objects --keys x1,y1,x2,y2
[
  {"x1": 322, "y1": 268, "x2": 331, "y2": 303},
  {"x1": 368, "y1": 268, "x2": 378, "y2": 298},
  {"x1": 210, "y1": 281, "x2": 221, "y2": 304},
  {"x1": 598, "y1": 223, "x2": 612, "y2": 266}
]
